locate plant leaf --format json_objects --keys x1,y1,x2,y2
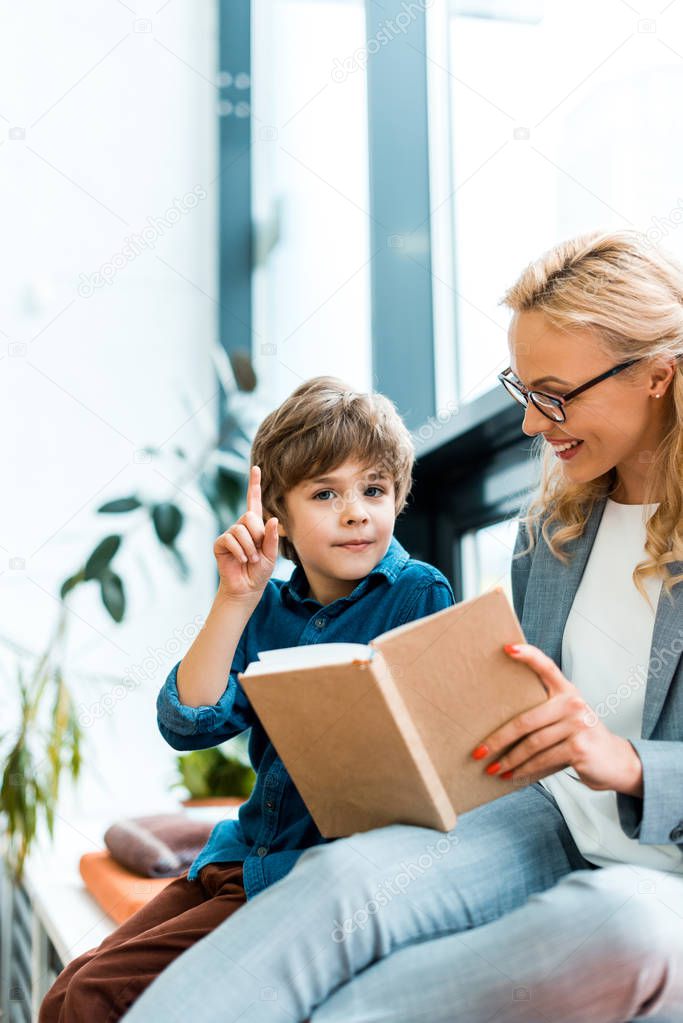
[
  {"x1": 68, "y1": 707, "x2": 83, "y2": 781},
  {"x1": 216, "y1": 469, "x2": 243, "y2": 518},
  {"x1": 100, "y1": 570, "x2": 125, "y2": 622},
  {"x1": 46, "y1": 670, "x2": 69, "y2": 805},
  {"x1": 60, "y1": 569, "x2": 85, "y2": 599},
  {"x1": 97, "y1": 497, "x2": 142, "y2": 514},
  {"x1": 152, "y1": 503, "x2": 183, "y2": 546},
  {"x1": 84, "y1": 535, "x2": 122, "y2": 580}
]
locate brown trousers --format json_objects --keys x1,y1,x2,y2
[{"x1": 39, "y1": 861, "x2": 246, "y2": 1023}]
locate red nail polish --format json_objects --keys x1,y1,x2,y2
[
  {"x1": 486, "y1": 762, "x2": 501, "y2": 775},
  {"x1": 500, "y1": 770, "x2": 514, "y2": 780},
  {"x1": 471, "y1": 744, "x2": 489, "y2": 761},
  {"x1": 504, "y1": 644, "x2": 520, "y2": 654}
]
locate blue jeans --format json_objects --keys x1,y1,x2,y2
[
  {"x1": 313, "y1": 862, "x2": 683, "y2": 1023},
  {"x1": 123, "y1": 784, "x2": 599, "y2": 1021}
]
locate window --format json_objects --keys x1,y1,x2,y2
[
  {"x1": 439, "y1": 0, "x2": 683, "y2": 401},
  {"x1": 460, "y1": 516, "x2": 519, "y2": 600},
  {"x1": 251, "y1": 0, "x2": 372, "y2": 405}
]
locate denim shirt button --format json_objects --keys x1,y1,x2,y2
[
  {"x1": 265, "y1": 800, "x2": 275, "y2": 810},
  {"x1": 257, "y1": 846, "x2": 268, "y2": 857},
  {"x1": 314, "y1": 617, "x2": 326, "y2": 628}
]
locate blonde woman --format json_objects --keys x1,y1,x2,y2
[{"x1": 124, "y1": 231, "x2": 683, "y2": 1023}]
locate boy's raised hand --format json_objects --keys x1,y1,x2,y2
[{"x1": 214, "y1": 465, "x2": 279, "y2": 599}]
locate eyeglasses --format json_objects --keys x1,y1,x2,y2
[{"x1": 497, "y1": 358, "x2": 643, "y2": 423}]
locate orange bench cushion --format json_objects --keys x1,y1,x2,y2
[{"x1": 80, "y1": 851, "x2": 174, "y2": 925}]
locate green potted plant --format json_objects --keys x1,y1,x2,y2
[
  {"x1": 174, "y1": 735, "x2": 255, "y2": 807},
  {"x1": 0, "y1": 347, "x2": 261, "y2": 881}
]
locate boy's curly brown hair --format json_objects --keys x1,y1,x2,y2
[{"x1": 250, "y1": 376, "x2": 415, "y2": 567}]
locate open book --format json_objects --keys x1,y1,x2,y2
[{"x1": 239, "y1": 587, "x2": 547, "y2": 836}]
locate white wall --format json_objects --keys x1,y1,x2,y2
[{"x1": 0, "y1": 0, "x2": 221, "y2": 827}]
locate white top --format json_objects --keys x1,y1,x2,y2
[{"x1": 539, "y1": 498, "x2": 683, "y2": 873}]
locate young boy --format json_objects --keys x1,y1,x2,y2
[{"x1": 39, "y1": 376, "x2": 454, "y2": 1023}]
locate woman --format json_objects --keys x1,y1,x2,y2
[{"x1": 124, "y1": 230, "x2": 683, "y2": 1023}]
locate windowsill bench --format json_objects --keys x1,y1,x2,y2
[{"x1": 1, "y1": 803, "x2": 241, "y2": 1019}]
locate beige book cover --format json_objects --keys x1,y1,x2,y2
[{"x1": 239, "y1": 587, "x2": 547, "y2": 836}]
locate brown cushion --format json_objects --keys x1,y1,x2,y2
[{"x1": 104, "y1": 814, "x2": 216, "y2": 878}]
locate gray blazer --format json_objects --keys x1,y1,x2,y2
[{"x1": 511, "y1": 496, "x2": 683, "y2": 850}]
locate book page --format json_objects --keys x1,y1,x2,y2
[{"x1": 242, "y1": 642, "x2": 372, "y2": 676}]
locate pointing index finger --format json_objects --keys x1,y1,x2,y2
[{"x1": 247, "y1": 465, "x2": 263, "y2": 519}]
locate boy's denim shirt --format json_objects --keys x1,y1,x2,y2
[{"x1": 157, "y1": 536, "x2": 454, "y2": 899}]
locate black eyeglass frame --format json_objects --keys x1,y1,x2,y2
[{"x1": 497, "y1": 357, "x2": 644, "y2": 423}]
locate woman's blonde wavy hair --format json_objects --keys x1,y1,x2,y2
[{"x1": 502, "y1": 229, "x2": 683, "y2": 598}]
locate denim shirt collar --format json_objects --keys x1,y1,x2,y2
[{"x1": 281, "y1": 535, "x2": 410, "y2": 611}]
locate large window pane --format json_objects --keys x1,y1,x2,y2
[
  {"x1": 251, "y1": 0, "x2": 371, "y2": 405},
  {"x1": 444, "y1": 0, "x2": 683, "y2": 400}
]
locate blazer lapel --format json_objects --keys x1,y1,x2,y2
[
  {"x1": 642, "y1": 560, "x2": 683, "y2": 738},
  {"x1": 521, "y1": 498, "x2": 607, "y2": 668}
]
